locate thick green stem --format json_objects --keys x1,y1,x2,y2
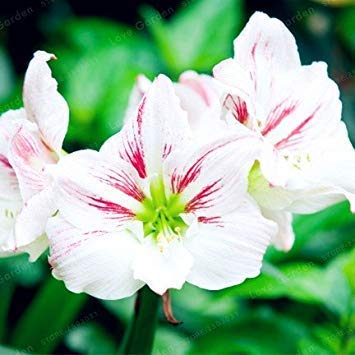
[{"x1": 119, "y1": 286, "x2": 160, "y2": 355}]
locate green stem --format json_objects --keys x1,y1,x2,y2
[{"x1": 119, "y1": 286, "x2": 160, "y2": 355}]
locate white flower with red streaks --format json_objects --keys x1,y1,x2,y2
[
  {"x1": 124, "y1": 71, "x2": 226, "y2": 142},
  {"x1": 213, "y1": 12, "x2": 355, "y2": 251},
  {"x1": 47, "y1": 74, "x2": 276, "y2": 300},
  {"x1": 0, "y1": 51, "x2": 69, "y2": 260}
]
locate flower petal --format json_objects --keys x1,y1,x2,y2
[
  {"x1": 123, "y1": 74, "x2": 151, "y2": 124},
  {"x1": 184, "y1": 197, "x2": 276, "y2": 289},
  {"x1": 8, "y1": 125, "x2": 54, "y2": 201},
  {"x1": 132, "y1": 235, "x2": 194, "y2": 295},
  {"x1": 0, "y1": 109, "x2": 27, "y2": 155},
  {"x1": 261, "y1": 208, "x2": 294, "y2": 251},
  {"x1": 214, "y1": 12, "x2": 301, "y2": 129},
  {"x1": 100, "y1": 74, "x2": 190, "y2": 178},
  {"x1": 262, "y1": 62, "x2": 341, "y2": 151},
  {"x1": 52, "y1": 150, "x2": 144, "y2": 231},
  {"x1": 47, "y1": 215, "x2": 144, "y2": 300},
  {"x1": 23, "y1": 51, "x2": 69, "y2": 153},
  {"x1": 233, "y1": 11, "x2": 300, "y2": 84},
  {"x1": 14, "y1": 187, "x2": 55, "y2": 259},
  {"x1": 164, "y1": 133, "x2": 261, "y2": 216},
  {"x1": 0, "y1": 199, "x2": 22, "y2": 256}
]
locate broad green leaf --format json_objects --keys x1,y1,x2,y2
[
  {"x1": 189, "y1": 308, "x2": 310, "y2": 355},
  {"x1": 220, "y1": 255, "x2": 352, "y2": 317},
  {"x1": 65, "y1": 323, "x2": 116, "y2": 355},
  {"x1": 142, "y1": 0, "x2": 243, "y2": 74},
  {"x1": 11, "y1": 277, "x2": 87, "y2": 353}
]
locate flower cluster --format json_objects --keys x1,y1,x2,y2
[{"x1": 0, "y1": 12, "x2": 354, "y2": 300}]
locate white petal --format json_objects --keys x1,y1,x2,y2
[
  {"x1": 23, "y1": 51, "x2": 69, "y2": 153},
  {"x1": 184, "y1": 197, "x2": 276, "y2": 290},
  {"x1": 123, "y1": 74, "x2": 151, "y2": 124},
  {"x1": 47, "y1": 215, "x2": 144, "y2": 300},
  {"x1": 233, "y1": 11, "x2": 300, "y2": 83},
  {"x1": 132, "y1": 235, "x2": 193, "y2": 295},
  {"x1": 52, "y1": 150, "x2": 144, "y2": 231},
  {"x1": 8, "y1": 125, "x2": 54, "y2": 201},
  {"x1": 164, "y1": 133, "x2": 261, "y2": 217},
  {"x1": 0, "y1": 199, "x2": 22, "y2": 256},
  {"x1": 14, "y1": 187, "x2": 55, "y2": 257},
  {"x1": 0, "y1": 109, "x2": 27, "y2": 155},
  {"x1": 214, "y1": 12, "x2": 301, "y2": 129},
  {"x1": 100, "y1": 74, "x2": 190, "y2": 178},
  {"x1": 261, "y1": 208, "x2": 294, "y2": 251},
  {"x1": 262, "y1": 62, "x2": 341, "y2": 151}
]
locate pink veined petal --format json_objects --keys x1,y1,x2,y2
[
  {"x1": 100, "y1": 74, "x2": 190, "y2": 178},
  {"x1": 52, "y1": 150, "x2": 145, "y2": 232},
  {"x1": 47, "y1": 215, "x2": 145, "y2": 300},
  {"x1": 0, "y1": 153, "x2": 20, "y2": 200},
  {"x1": 0, "y1": 109, "x2": 27, "y2": 155},
  {"x1": 8, "y1": 125, "x2": 55, "y2": 201},
  {"x1": 178, "y1": 70, "x2": 220, "y2": 108},
  {"x1": 261, "y1": 62, "x2": 341, "y2": 151},
  {"x1": 214, "y1": 12, "x2": 301, "y2": 130},
  {"x1": 233, "y1": 12, "x2": 300, "y2": 96},
  {"x1": 23, "y1": 51, "x2": 69, "y2": 154},
  {"x1": 184, "y1": 197, "x2": 277, "y2": 290},
  {"x1": 164, "y1": 133, "x2": 261, "y2": 217}
]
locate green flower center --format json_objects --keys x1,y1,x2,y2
[{"x1": 136, "y1": 176, "x2": 187, "y2": 251}]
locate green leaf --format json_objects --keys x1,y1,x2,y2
[
  {"x1": 266, "y1": 201, "x2": 355, "y2": 263},
  {"x1": 0, "y1": 254, "x2": 45, "y2": 287},
  {"x1": 10, "y1": 277, "x2": 87, "y2": 354},
  {"x1": 220, "y1": 256, "x2": 352, "y2": 317},
  {"x1": 49, "y1": 18, "x2": 162, "y2": 149},
  {"x1": 65, "y1": 323, "x2": 116, "y2": 355},
  {"x1": 343, "y1": 248, "x2": 355, "y2": 292},
  {"x1": 153, "y1": 327, "x2": 191, "y2": 355},
  {"x1": 142, "y1": 0, "x2": 243, "y2": 74},
  {"x1": 189, "y1": 307, "x2": 311, "y2": 355}
]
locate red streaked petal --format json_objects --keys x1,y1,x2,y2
[
  {"x1": 164, "y1": 134, "x2": 261, "y2": 216},
  {"x1": 52, "y1": 150, "x2": 144, "y2": 232},
  {"x1": 100, "y1": 74, "x2": 190, "y2": 178}
]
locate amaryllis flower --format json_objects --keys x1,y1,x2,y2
[
  {"x1": 213, "y1": 12, "x2": 355, "y2": 251},
  {"x1": 124, "y1": 71, "x2": 225, "y2": 142},
  {"x1": 47, "y1": 75, "x2": 276, "y2": 300},
  {"x1": 0, "y1": 51, "x2": 69, "y2": 260}
]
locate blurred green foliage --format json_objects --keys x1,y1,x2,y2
[{"x1": 0, "y1": 0, "x2": 354, "y2": 354}]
